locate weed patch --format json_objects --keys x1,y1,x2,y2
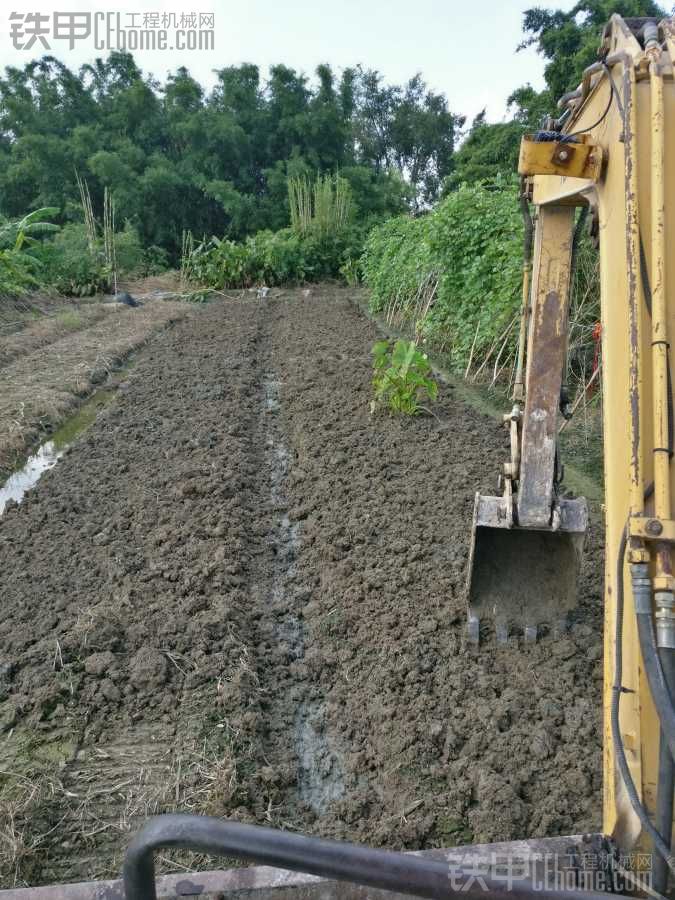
[{"x1": 371, "y1": 338, "x2": 437, "y2": 415}]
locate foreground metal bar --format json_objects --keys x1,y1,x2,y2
[
  {"x1": 0, "y1": 830, "x2": 617, "y2": 900},
  {"x1": 122, "y1": 818, "x2": 617, "y2": 900}
]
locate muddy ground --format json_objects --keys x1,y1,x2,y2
[
  {"x1": 0, "y1": 285, "x2": 603, "y2": 888},
  {"x1": 0, "y1": 286, "x2": 189, "y2": 479}
]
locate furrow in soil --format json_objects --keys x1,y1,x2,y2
[{"x1": 0, "y1": 286, "x2": 604, "y2": 890}]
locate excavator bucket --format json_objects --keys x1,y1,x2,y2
[{"x1": 466, "y1": 492, "x2": 588, "y2": 643}]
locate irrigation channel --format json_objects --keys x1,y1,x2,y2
[{"x1": 0, "y1": 285, "x2": 604, "y2": 888}]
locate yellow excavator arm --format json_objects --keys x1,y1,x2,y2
[{"x1": 468, "y1": 14, "x2": 675, "y2": 895}]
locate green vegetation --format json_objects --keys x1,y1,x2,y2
[
  {"x1": 0, "y1": 56, "x2": 457, "y2": 262},
  {"x1": 0, "y1": 211, "x2": 149, "y2": 299},
  {"x1": 363, "y1": 182, "x2": 524, "y2": 372},
  {"x1": 371, "y1": 339, "x2": 438, "y2": 415},
  {"x1": 363, "y1": 179, "x2": 601, "y2": 394},
  {"x1": 0, "y1": 178, "x2": 165, "y2": 299},
  {"x1": 185, "y1": 226, "x2": 364, "y2": 290},
  {"x1": 32, "y1": 223, "x2": 111, "y2": 297},
  {"x1": 451, "y1": 0, "x2": 664, "y2": 188},
  {"x1": 185, "y1": 172, "x2": 363, "y2": 289},
  {"x1": 0, "y1": 208, "x2": 60, "y2": 297},
  {"x1": 288, "y1": 174, "x2": 353, "y2": 236}
]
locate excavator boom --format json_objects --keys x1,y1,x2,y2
[
  {"x1": 466, "y1": 197, "x2": 589, "y2": 643},
  {"x1": 468, "y1": 13, "x2": 675, "y2": 895}
]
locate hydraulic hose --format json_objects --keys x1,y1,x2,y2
[
  {"x1": 611, "y1": 528, "x2": 675, "y2": 873},
  {"x1": 654, "y1": 649, "x2": 675, "y2": 894},
  {"x1": 634, "y1": 576, "x2": 675, "y2": 763}
]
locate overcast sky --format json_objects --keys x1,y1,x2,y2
[{"x1": 0, "y1": 0, "x2": 576, "y2": 123}]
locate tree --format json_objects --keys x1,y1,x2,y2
[
  {"x1": 447, "y1": 114, "x2": 524, "y2": 190},
  {"x1": 520, "y1": 0, "x2": 665, "y2": 103},
  {"x1": 389, "y1": 75, "x2": 462, "y2": 206},
  {"x1": 446, "y1": 1, "x2": 666, "y2": 193},
  {"x1": 0, "y1": 52, "x2": 461, "y2": 257},
  {"x1": 353, "y1": 69, "x2": 462, "y2": 207}
]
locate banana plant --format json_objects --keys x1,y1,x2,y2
[
  {"x1": 0, "y1": 208, "x2": 60, "y2": 297},
  {"x1": 0, "y1": 207, "x2": 60, "y2": 252}
]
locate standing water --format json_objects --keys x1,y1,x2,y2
[{"x1": 0, "y1": 390, "x2": 114, "y2": 515}]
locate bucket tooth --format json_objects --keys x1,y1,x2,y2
[
  {"x1": 466, "y1": 492, "x2": 588, "y2": 644},
  {"x1": 496, "y1": 623, "x2": 509, "y2": 644}
]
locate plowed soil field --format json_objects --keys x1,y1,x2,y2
[{"x1": 0, "y1": 286, "x2": 604, "y2": 889}]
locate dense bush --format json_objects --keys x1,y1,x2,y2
[
  {"x1": 360, "y1": 215, "x2": 433, "y2": 311},
  {"x1": 362, "y1": 183, "x2": 523, "y2": 371},
  {"x1": 187, "y1": 226, "x2": 365, "y2": 289},
  {"x1": 1, "y1": 214, "x2": 162, "y2": 299},
  {"x1": 32, "y1": 224, "x2": 111, "y2": 296},
  {"x1": 140, "y1": 245, "x2": 170, "y2": 276},
  {"x1": 114, "y1": 224, "x2": 145, "y2": 276},
  {"x1": 0, "y1": 248, "x2": 39, "y2": 297},
  {"x1": 0, "y1": 208, "x2": 60, "y2": 297}
]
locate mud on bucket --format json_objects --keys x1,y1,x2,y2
[{"x1": 466, "y1": 492, "x2": 588, "y2": 644}]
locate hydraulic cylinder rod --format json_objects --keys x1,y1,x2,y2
[{"x1": 647, "y1": 31, "x2": 673, "y2": 589}]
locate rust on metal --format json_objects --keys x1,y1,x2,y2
[
  {"x1": 518, "y1": 136, "x2": 604, "y2": 181},
  {"x1": 614, "y1": 55, "x2": 643, "y2": 518},
  {"x1": 465, "y1": 202, "x2": 588, "y2": 641},
  {"x1": 518, "y1": 205, "x2": 576, "y2": 528},
  {"x1": 631, "y1": 517, "x2": 675, "y2": 543}
]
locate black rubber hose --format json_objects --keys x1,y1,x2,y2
[
  {"x1": 635, "y1": 601, "x2": 675, "y2": 762},
  {"x1": 612, "y1": 529, "x2": 675, "y2": 872},
  {"x1": 654, "y1": 649, "x2": 675, "y2": 894},
  {"x1": 123, "y1": 814, "x2": 622, "y2": 900}
]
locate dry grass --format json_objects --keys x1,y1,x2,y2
[
  {"x1": 116, "y1": 272, "x2": 183, "y2": 295},
  {"x1": 0, "y1": 304, "x2": 109, "y2": 369},
  {"x1": 0, "y1": 771, "x2": 67, "y2": 887},
  {"x1": 380, "y1": 271, "x2": 439, "y2": 337},
  {"x1": 0, "y1": 726, "x2": 243, "y2": 888},
  {"x1": 0, "y1": 299, "x2": 189, "y2": 478},
  {"x1": 0, "y1": 632, "x2": 258, "y2": 886}
]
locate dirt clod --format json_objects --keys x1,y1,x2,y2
[
  {"x1": 0, "y1": 286, "x2": 603, "y2": 889},
  {"x1": 84, "y1": 652, "x2": 115, "y2": 676}
]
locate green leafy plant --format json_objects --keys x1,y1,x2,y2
[
  {"x1": 371, "y1": 338, "x2": 438, "y2": 415},
  {"x1": 288, "y1": 174, "x2": 353, "y2": 237},
  {"x1": 339, "y1": 257, "x2": 360, "y2": 286},
  {"x1": 31, "y1": 224, "x2": 111, "y2": 296},
  {"x1": 141, "y1": 244, "x2": 169, "y2": 276},
  {"x1": 183, "y1": 224, "x2": 367, "y2": 290},
  {"x1": 0, "y1": 249, "x2": 39, "y2": 297},
  {"x1": 0, "y1": 208, "x2": 60, "y2": 252},
  {"x1": 362, "y1": 183, "x2": 524, "y2": 374},
  {"x1": 0, "y1": 208, "x2": 60, "y2": 298},
  {"x1": 363, "y1": 180, "x2": 599, "y2": 395}
]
